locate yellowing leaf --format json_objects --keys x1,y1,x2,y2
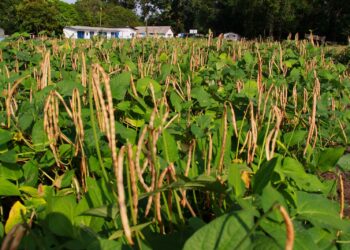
[
  {"x1": 241, "y1": 171, "x2": 251, "y2": 189},
  {"x1": 5, "y1": 201, "x2": 27, "y2": 233}
]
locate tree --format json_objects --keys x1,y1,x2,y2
[
  {"x1": 55, "y1": 0, "x2": 81, "y2": 28},
  {"x1": 108, "y1": 0, "x2": 136, "y2": 9},
  {"x1": 75, "y1": 0, "x2": 141, "y2": 27},
  {"x1": 16, "y1": 0, "x2": 61, "y2": 34},
  {"x1": 0, "y1": 0, "x2": 21, "y2": 34}
]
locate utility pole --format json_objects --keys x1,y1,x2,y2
[{"x1": 100, "y1": 7, "x2": 102, "y2": 27}]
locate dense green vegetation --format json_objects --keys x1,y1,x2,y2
[
  {"x1": 0, "y1": 0, "x2": 349, "y2": 42},
  {"x1": 0, "y1": 36, "x2": 349, "y2": 249}
]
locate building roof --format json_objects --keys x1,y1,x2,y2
[
  {"x1": 0, "y1": 28, "x2": 4, "y2": 37},
  {"x1": 64, "y1": 26, "x2": 136, "y2": 32},
  {"x1": 135, "y1": 26, "x2": 173, "y2": 34}
]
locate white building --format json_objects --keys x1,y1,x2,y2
[
  {"x1": 63, "y1": 26, "x2": 136, "y2": 39},
  {"x1": 223, "y1": 33, "x2": 241, "y2": 41},
  {"x1": 135, "y1": 26, "x2": 174, "y2": 38}
]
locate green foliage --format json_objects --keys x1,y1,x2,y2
[{"x1": 0, "y1": 37, "x2": 349, "y2": 249}]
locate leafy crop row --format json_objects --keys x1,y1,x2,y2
[{"x1": 0, "y1": 36, "x2": 349, "y2": 249}]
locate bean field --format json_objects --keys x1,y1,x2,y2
[{"x1": 0, "y1": 36, "x2": 350, "y2": 249}]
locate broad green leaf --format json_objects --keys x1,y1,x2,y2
[
  {"x1": 191, "y1": 87, "x2": 213, "y2": 108},
  {"x1": 18, "y1": 111, "x2": 34, "y2": 131},
  {"x1": 47, "y1": 195, "x2": 77, "y2": 237},
  {"x1": 280, "y1": 157, "x2": 324, "y2": 192},
  {"x1": 0, "y1": 223, "x2": 3, "y2": 239},
  {"x1": 0, "y1": 178, "x2": 20, "y2": 196},
  {"x1": 242, "y1": 80, "x2": 258, "y2": 99},
  {"x1": 0, "y1": 150, "x2": 17, "y2": 164},
  {"x1": 260, "y1": 218, "x2": 319, "y2": 250},
  {"x1": 307, "y1": 227, "x2": 337, "y2": 250},
  {"x1": 109, "y1": 221, "x2": 153, "y2": 240},
  {"x1": 110, "y1": 72, "x2": 131, "y2": 100},
  {"x1": 228, "y1": 163, "x2": 246, "y2": 197},
  {"x1": 159, "y1": 130, "x2": 179, "y2": 164},
  {"x1": 115, "y1": 122, "x2": 137, "y2": 144},
  {"x1": 283, "y1": 130, "x2": 307, "y2": 147},
  {"x1": 81, "y1": 204, "x2": 119, "y2": 219},
  {"x1": 87, "y1": 239, "x2": 123, "y2": 250},
  {"x1": 183, "y1": 211, "x2": 254, "y2": 250},
  {"x1": 0, "y1": 162, "x2": 22, "y2": 180},
  {"x1": 337, "y1": 154, "x2": 350, "y2": 171},
  {"x1": 5, "y1": 201, "x2": 27, "y2": 233},
  {"x1": 261, "y1": 183, "x2": 286, "y2": 222},
  {"x1": 244, "y1": 52, "x2": 254, "y2": 65},
  {"x1": 253, "y1": 157, "x2": 281, "y2": 194},
  {"x1": 136, "y1": 77, "x2": 161, "y2": 97},
  {"x1": 32, "y1": 120, "x2": 49, "y2": 150},
  {"x1": 296, "y1": 191, "x2": 350, "y2": 231},
  {"x1": 170, "y1": 91, "x2": 183, "y2": 112},
  {"x1": 56, "y1": 81, "x2": 84, "y2": 97},
  {"x1": 0, "y1": 129, "x2": 12, "y2": 145},
  {"x1": 317, "y1": 147, "x2": 345, "y2": 171}
]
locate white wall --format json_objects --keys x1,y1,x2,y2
[
  {"x1": 63, "y1": 28, "x2": 77, "y2": 39},
  {"x1": 165, "y1": 29, "x2": 174, "y2": 38},
  {"x1": 63, "y1": 28, "x2": 136, "y2": 39}
]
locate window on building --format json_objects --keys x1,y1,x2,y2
[
  {"x1": 98, "y1": 32, "x2": 107, "y2": 37},
  {"x1": 77, "y1": 31, "x2": 84, "y2": 39}
]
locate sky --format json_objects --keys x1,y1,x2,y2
[{"x1": 63, "y1": 0, "x2": 76, "y2": 3}]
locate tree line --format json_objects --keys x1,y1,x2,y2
[{"x1": 0, "y1": 0, "x2": 349, "y2": 42}]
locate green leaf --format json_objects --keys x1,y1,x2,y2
[
  {"x1": 32, "y1": 120, "x2": 49, "y2": 150},
  {"x1": 283, "y1": 130, "x2": 307, "y2": 147},
  {"x1": 170, "y1": 91, "x2": 183, "y2": 112},
  {"x1": 159, "y1": 130, "x2": 179, "y2": 164},
  {"x1": 317, "y1": 147, "x2": 345, "y2": 171},
  {"x1": 81, "y1": 205, "x2": 119, "y2": 219},
  {"x1": 191, "y1": 87, "x2": 213, "y2": 108},
  {"x1": 0, "y1": 150, "x2": 17, "y2": 164},
  {"x1": 261, "y1": 183, "x2": 286, "y2": 222},
  {"x1": 228, "y1": 163, "x2": 246, "y2": 197},
  {"x1": 280, "y1": 157, "x2": 324, "y2": 192},
  {"x1": 242, "y1": 80, "x2": 258, "y2": 99},
  {"x1": 87, "y1": 239, "x2": 123, "y2": 250},
  {"x1": 56, "y1": 81, "x2": 84, "y2": 97},
  {"x1": 136, "y1": 77, "x2": 161, "y2": 97},
  {"x1": 244, "y1": 52, "x2": 254, "y2": 65},
  {"x1": 0, "y1": 162, "x2": 22, "y2": 180},
  {"x1": 253, "y1": 157, "x2": 281, "y2": 194},
  {"x1": 337, "y1": 154, "x2": 350, "y2": 171},
  {"x1": 0, "y1": 129, "x2": 12, "y2": 145},
  {"x1": 183, "y1": 210, "x2": 254, "y2": 250},
  {"x1": 115, "y1": 122, "x2": 137, "y2": 144},
  {"x1": 0, "y1": 222, "x2": 4, "y2": 239},
  {"x1": 18, "y1": 112, "x2": 34, "y2": 131},
  {"x1": 47, "y1": 195, "x2": 77, "y2": 237},
  {"x1": 0, "y1": 178, "x2": 20, "y2": 196},
  {"x1": 109, "y1": 221, "x2": 153, "y2": 240},
  {"x1": 110, "y1": 72, "x2": 131, "y2": 100},
  {"x1": 296, "y1": 191, "x2": 350, "y2": 231}
]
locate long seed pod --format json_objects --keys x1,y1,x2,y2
[
  {"x1": 135, "y1": 126, "x2": 151, "y2": 191},
  {"x1": 339, "y1": 173, "x2": 345, "y2": 219},
  {"x1": 127, "y1": 144, "x2": 139, "y2": 222},
  {"x1": 278, "y1": 205, "x2": 294, "y2": 250},
  {"x1": 218, "y1": 104, "x2": 228, "y2": 174},
  {"x1": 207, "y1": 133, "x2": 213, "y2": 175},
  {"x1": 115, "y1": 146, "x2": 133, "y2": 245},
  {"x1": 228, "y1": 102, "x2": 238, "y2": 137}
]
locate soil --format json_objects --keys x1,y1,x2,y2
[{"x1": 321, "y1": 171, "x2": 350, "y2": 218}]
